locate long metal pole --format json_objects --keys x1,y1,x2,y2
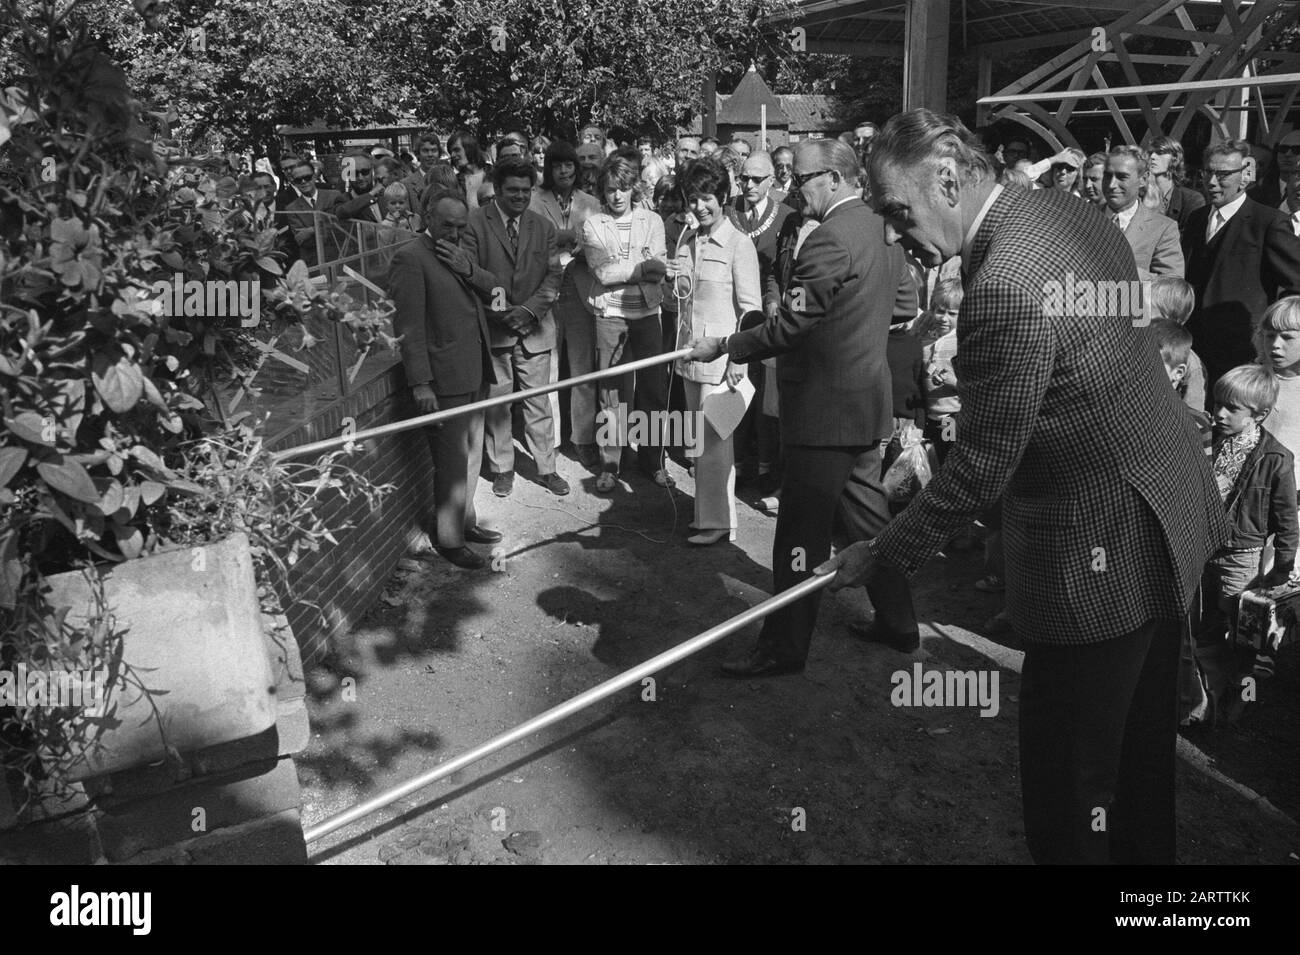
[
  {"x1": 303, "y1": 571, "x2": 836, "y2": 846},
  {"x1": 273, "y1": 346, "x2": 695, "y2": 462}
]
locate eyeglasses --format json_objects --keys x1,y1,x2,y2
[
  {"x1": 739, "y1": 174, "x2": 771, "y2": 184},
  {"x1": 793, "y1": 169, "x2": 833, "y2": 188},
  {"x1": 1207, "y1": 166, "x2": 1247, "y2": 181},
  {"x1": 1278, "y1": 144, "x2": 1300, "y2": 156},
  {"x1": 292, "y1": 174, "x2": 314, "y2": 184}
]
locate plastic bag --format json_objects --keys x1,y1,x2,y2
[{"x1": 882, "y1": 424, "x2": 933, "y2": 505}]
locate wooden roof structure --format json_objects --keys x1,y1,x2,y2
[{"x1": 774, "y1": 0, "x2": 1300, "y2": 149}]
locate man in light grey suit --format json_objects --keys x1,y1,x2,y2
[
  {"x1": 462, "y1": 157, "x2": 567, "y2": 497},
  {"x1": 1105, "y1": 146, "x2": 1184, "y2": 279}
]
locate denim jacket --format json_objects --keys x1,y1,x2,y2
[{"x1": 1222, "y1": 426, "x2": 1298, "y2": 574}]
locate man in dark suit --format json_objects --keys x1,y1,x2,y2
[
  {"x1": 823, "y1": 110, "x2": 1229, "y2": 864},
  {"x1": 283, "y1": 160, "x2": 344, "y2": 268},
  {"x1": 389, "y1": 189, "x2": 501, "y2": 570},
  {"x1": 688, "y1": 138, "x2": 920, "y2": 677},
  {"x1": 1182, "y1": 139, "x2": 1300, "y2": 390},
  {"x1": 334, "y1": 152, "x2": 387, "y2": 224},
  {"x1": 462, "y1": 157, "x2": 568, "y2": 498}
]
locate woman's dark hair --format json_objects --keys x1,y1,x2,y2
[
  {"x1": 596, "y1": 156, "x2": 639, "y2": 208},
  {"x1": 447, "y1": 130, "x2": 483, "y2": 169},
  {"x1": 677, "y1": 157, "x2": 730, "y2": 208},
  {"x1": 654, "y1": 175, "x2": 681, "y2": 216},
  {"x1": 541, "y1": 140, "x2": 579, "y2": 192}
]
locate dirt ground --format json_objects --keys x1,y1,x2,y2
[{"x1": 297, "y1": 450, "x2": 1300, "y2": 866}]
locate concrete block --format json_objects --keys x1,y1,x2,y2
[{"x1": 44, "y1": 533, "x2": 277, "y2": 781}]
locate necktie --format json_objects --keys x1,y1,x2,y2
[
  {"x1": 1207, "y1": 210, "x2": 1225, "y2": 242},
  {"x1": 507, "y1": 217, "x2": 518, "y2": 255}
]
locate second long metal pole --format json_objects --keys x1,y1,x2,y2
[
  {"x1": 273, "y1": 346, "x2": 695, "y2": 462},
  {"x1": 303, "y1": 571, "x2": 836, "y2": 846}
]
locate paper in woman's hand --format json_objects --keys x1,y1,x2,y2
[{"x1": 702, "y1": 375, "x2": 756, "y2": 440}]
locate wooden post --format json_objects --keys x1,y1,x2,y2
[
  {"x1": 703, "y1": 72, "x2": 717, "y2": 139},
  {"x1": 976, "y1": 52, "x2": 992, "y2": 128},
  {"x1": 904, "y1": 0, "x2": 951, "y2": 112}
]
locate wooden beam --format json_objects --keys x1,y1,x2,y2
[
  {"x1": 980, "y1": 71, "x2": 1300, "y2": 105},
  {"x1": 989, "y1": 0, "x2": 1185, "y2": 98},
  {"x1": 903, "y1": 0, "x2": 950, "y2": 112},
  {"x1": 806, "y1": 39, "x2": 903, "y2": 56},
  {"x1": 971, "y1": 28, "x2": 1090, "y2": 57},
  {"x1": 1124, "y1": 24, "x2": 1232, "y2": 43},
  {"x1": 976, "y1": 52, "x2": 993, "y2": 128}
]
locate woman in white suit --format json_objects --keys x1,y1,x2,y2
[
  {"x1": 582, "y1": 155, "x2": 671, "y2": 492},
  {"x1": 671, "y1": 158, "x2": 761, "y2": 545}
]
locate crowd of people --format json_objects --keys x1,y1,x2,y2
[{"x1": 250, "y1": 114, "x2": 1298, "y2": 864}]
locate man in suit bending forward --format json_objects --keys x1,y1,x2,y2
[{"x1": 821, "y1": 111, "x2": 1228, "y2": 865}]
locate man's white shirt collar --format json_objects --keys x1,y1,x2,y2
[
  {"x1": 1214, "y1": 192, "x2": 1248, "y2": 226},
  {"x1": 496, "y1": 202, "x2": 518, "y2": 231},
  {"x1": 1111, "y1": 200, "x2": 1140, "y2": 232},
  {"x1": 962, "y1": 184, "x2": 1003, "y2": 266}
]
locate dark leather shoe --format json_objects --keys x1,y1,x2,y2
[
  {"x1": 464, "y1": 525, "x2": 502, "y2": 544},
  {"x1": 575, "y1": 444, "x2": 600, "y2": 469},
  {"x1": 540, "y1": 472, "x2": 570, "y2": 496},
  {"x1": 435, "y1": 545, "x2": 486, "y2": 570},
  {"x1": 492, "y1": 471, "x2": 514, "y2": 497},
  {"x1": 848, "y1": 620, "x2": 920, "y2": 652},
  {"x1": 720, "y1": 648, "x2": 805, "y2": 678}
]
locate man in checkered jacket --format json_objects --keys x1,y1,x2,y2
[{"x1": 820, "y1": 111, "x2": 1230, "y2": 865}]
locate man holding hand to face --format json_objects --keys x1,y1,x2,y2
[{"x1": 389, "y1": 189, "x2": 501, "y2": 570}]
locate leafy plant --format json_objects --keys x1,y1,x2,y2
[{"x1": 0, "y1": 0, "x2": 395, "y2": 809}]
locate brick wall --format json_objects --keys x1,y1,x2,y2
[{"x1": 266, "y1": 360, "x2": 433, "y2": 664}]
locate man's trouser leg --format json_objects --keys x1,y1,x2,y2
[
  {"x1": 515, "y1": 343, "x2": 556, "y2": 474},
  {"x1": 1019, "y1": 619, "x2": 1180, "y2": 864},
  {"x1": 427, "y1": 390, "x2": 485, "y2": 548},
  {"x1": 483, "y1": 347, "x2": 517, "y2": 475},
  {"x1": 836, "y1": 446, "x2": 919, "y2": 639},
  {"x1": 755, "y1": 445, "x2": 863, "y2": 663}
]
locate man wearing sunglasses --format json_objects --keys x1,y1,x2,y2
[
  {"x1": 688, "y1": 138, "x2": 920, "y2": 677},
  {"x1": 1252, "y1": 129, "x2": 1300, "y2": 210},
  {"x1": 1183, "y1": 138, "x2": 1300, "y2": 389},
  {"x1": 283, "y1": 160, "x2": 344, "y2": 266},
  {"x1": 729, "y1": 152, "x2": 794, "y2": 321}
]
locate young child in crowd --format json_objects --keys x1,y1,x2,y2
[
  {"x1": 916, "y1": 277, "x2": 963, "y2": 464},
  {"x1": 1147, "y1": 275, "x2": 1206, "y2": 411},
  {"x1": 1151, "y1": 319, "x2": 1212, "y2": 455},
  {"x1": 1254, "y1": 295, "x2": 1300, "y2": 487},
  {"x1": 1195, "y1": 364, "x2": 1297, "y2": 725},
  {"x1": 381, "y1": 183, "x2": 423, "y2": 233}
]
